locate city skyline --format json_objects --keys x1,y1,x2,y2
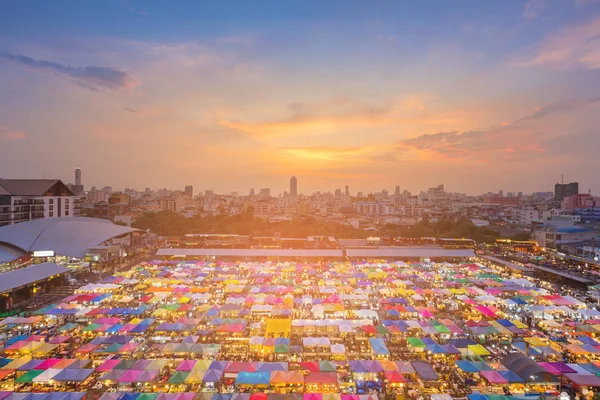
[
  {"x1": 1, "y1": 1, "x2": 600, "y2": 194},
  {"x1": 60, "y1": 167, "x2": 586, "y2": 198}
]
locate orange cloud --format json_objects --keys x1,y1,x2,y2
[
  {"x1": 217, "y1": 95, "x2": 465, "y2": 139},
  {"x1": 0, "y1": 126, "x2": 26, "y2": 141}
]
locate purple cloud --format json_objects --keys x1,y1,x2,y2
[{"x1": 0, "y1": 52, "x2": 139, "y2": 93}]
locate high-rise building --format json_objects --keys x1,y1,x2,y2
[
  {"x1": 259, "y1": 188, "x2": 271, "y2": 197},
  {"x1": 395, "y1": 186, "x2": 400, "y2": 197},
  {"x1": 184, "y1": 185, "x2": 193, "y2": 198},
  {"x1": 290, "y1": 176, "x2": 298, "y2": 197},
  {"x1": 345, "y1": 185, "x2": 350, "y2": 197},
  {"x1": 335, "y1": 189, "x2": 342, "y2": 198},
  {"x1": 72, "y1": 167, "x2": 84, "y2": 195},
  {"x1": 555, "y1": 182, "x2": 579, "y2": 202}
]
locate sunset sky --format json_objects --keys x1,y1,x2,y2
[{"x1": 1, "y1": 0, "x2": 600, "y2": 195}]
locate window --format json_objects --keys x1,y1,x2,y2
[
  {"x1": 49, "y1": 199, "x2": 54, "y2": 204},
  {"x1": 49, "y1": 205, "x2": 54, "y2": 211},
  {"x1": 49, "y1": 212, "x2": 53, "y2": 217},
  {"x1": 65, "y1": 211, "x2": 69, "y2": 216},
  {"x1": 65, "y1": 198, "x2": 69, "y2": 204}
]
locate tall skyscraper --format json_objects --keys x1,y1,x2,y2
[
  {"x1": 290, "y1": 176, "x2": 298, "y2": 197},
  {"x1": 394, "y1": 186, "x2": 400, "y2": 197},
  {"x1": 345, "y1": 185, "x2": 350, "y2": 197},
  {"x1": 75, "y1": 167, "x2": 81, "y2": 186},
  {"x1": 555, "y1": 182, "x2": 579, "y2": 202},
  {"x1": 73, "y1": 166, "x2": 83, "y2": 195},
  {"x1": 184, "y1": 185, "x2": 193, "y2": 198}
]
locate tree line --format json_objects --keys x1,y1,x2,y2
[{"x1": 132, "y1": 209, "x2": 501, "y2": 243}]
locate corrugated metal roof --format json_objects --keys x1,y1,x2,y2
[
  {"x1": 156, "y1": 248, "x2": 344, "y2": 257},
  {"x1": 0, "y1": 179, "x2": 63, "y2": 196},
  {"x1": 0, "y1": 262, "x2": 68, "y2": 294},
  {"x1": 345, "y1": 248, "x2": 475, "y2": 258},
  {"x1": 0, "y1": 217, "x2": 138, "y2": 258}
]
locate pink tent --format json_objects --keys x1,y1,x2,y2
[
  {"x1": 49, "y1": 336, "x2": 70, "y2": 344},
  {"x1": 118, "y1": 342, "x2": 138, "y2": 353},
  {"x1": 481, "y1": 370, "x2": 508, "y2": 384},
  {"x1": 96, "y1": 359, "x2": 121, "y2": 372},
  {"x1": 176, "y1": 360, "x2": 197, "y2": 371},
  {"x1": 174, "y1": 394, "x2": 195, "y2": 400},
  {"x1": 76, "y1": 343, "x2": 98, "y2": 354},
  {"x1": 34, "y1": 358, "x2": 61, "y2": 370},
  {"x1": 118, "y1": 369, "x2": 142, "y2": 383},
  {"x1": 119, "y1": 324, "x2": 136, "y2": 332},
  {"x1": 137, "y1": 369, "x2": 159, "y2": 382},
  {"x1": 303, "y1": 395, "x2": 323, "y2": 400},
  {"x1": 475, "y1": 305, "x2": 497, "y2": 318}
]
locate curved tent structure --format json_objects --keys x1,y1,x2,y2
[{"x1": 0, "y1": 217, "x2": 138, "y2": 259}]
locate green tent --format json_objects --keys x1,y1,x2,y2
[
  {"x1": 83, "y1": 323, "x2": 100, "y2": 332},
  {"x1": 430, "y1": 321, "x2": 451, "y2": 334},
  {"x1": 116, "y1": 359, "x2": 137, "y2": 369},
  {"x1": 275, "y1": 344, "x2": 290, "y2": 353},
  {"x1": 375, "y1": 325, "x2": 389, "y2": 334},
  {"x1": 58, "y1": 322, "x2": 79, "y2": 332},
  {"x1": 104, "y1": 343, "x2": 122, "y2": 353},
  {"x1": 137, "y1": 395, "x2": 158, "y2": 400},
  {"x1": 407, "y1": 337, "x2": 426, "y2": 348},
  {"x1": 16, "y1": 369, "x2": 44, "y2": 383},
  {"x1": 168, "y1": 371, "x2": 190, "y2": 384},
  {"x1": 319, "y1": 361, "x2": 337, "y2": 372}
]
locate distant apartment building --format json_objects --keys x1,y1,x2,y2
[
  {"x1": 353, "y1": 201, "x2": 395, "y2": 216},
  {"x1": 575, "y1": 207, "x2": 600, "y2": 223},
  {"x1": 427, "y1": 184, "x2": 445, "y2": 201},
  {"x1": 481, "y1": 195, "x2": 520, "y2": 206},
  {"x1": 532, "y1": 217, "x2": 599, "y2": 249},
  {"x1": 108, "y1": 192, "x2": 131, "y2": 205},
  {"x1": 184, "y1": 185, "x2": 193, "y2": 198},
  {"x1": 158, "y1": 195, "x2": 186, "y2": 212},
  {"x1": 253, "y1": 200, "x2": 273, "y2": 216},
  {"x1": 555, "y1": 182, "x2": 579, "y2": 202},
  {"x1": 0, "y1": 179, "x2": 80, "y2": 226},
  {"x1": 562, "y1": 193, "x2": 600, "y2": 211},
  {"x1": 515, "y1": 208, "x2": 561, "y2": 225}
]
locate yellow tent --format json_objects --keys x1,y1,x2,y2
[
  {"x1": 266, "y1": 318, "x2": 292, "y2": 337},
  {"x1": 194, "y1": 360, "x2": 213, "y2": 371},
  {"x1": 511, "y1": 320, "x2": 528, "y2": 329},
  {"x1": 467, "y1": 344, "x2": 490, "y2": 356},
  {"x1": 1, "y1": 357, "x2": 32, "y2": 370},
  {"x1": 524, "y1": 337, "x2": 548, "y2": 347},
  {"x1": 184, "y1": 367, "x2": 206, "y2": 384}
]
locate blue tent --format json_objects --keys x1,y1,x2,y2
[
  {"x1": 511, "y1": 298, "x2": 527, "y2": 305},
  {"x1": 235, "y1": 371, "x2": 271, "y2": 385},
  {"x1": 579, "y1": 336, "x2": 600, "y2": 346},
  {"x1": 498, "y1": 370, "x2": 524, "y2": 383},
  {"x1": 456, "y1": 360, "x2": 479, "y2": 373}
]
